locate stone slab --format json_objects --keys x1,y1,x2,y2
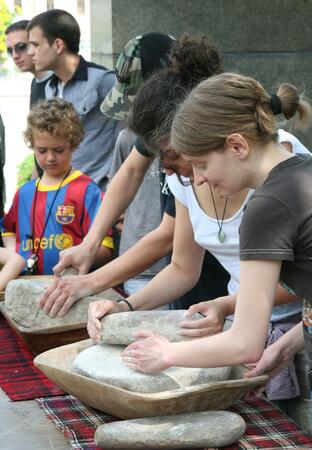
[
  {"x1": 72, "y1": 343, "x2": 231, "y2": 393},
  {"x1": 94, "y1": 0, "x2": 311, "y2": 54},
  {"x1": 4, "y1": 279, "x2": 123, "y2": 330},
  {"x1": 95, "y1": 410, "x2": 246, "y2": 449},
  {"x1": 100, "y1": 310, "x2": 203, "y2": 344},
  {"x1": 225, "y1": 52, "x2": 312, "y2": 151}
]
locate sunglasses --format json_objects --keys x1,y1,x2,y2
[{"x1": 7, "y1": 42, "x2": 28, "y2": 57}]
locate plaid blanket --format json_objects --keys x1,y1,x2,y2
[
  {"x1": 0, "y1": 314, "x2": 64, "y2": 400},
  {"x1": 36, "y1": 394, "x2": 312, "y2": 450}
]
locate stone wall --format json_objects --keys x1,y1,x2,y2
[{"x1": 90, "y1": 0, "x2": 312, "y2": 146}]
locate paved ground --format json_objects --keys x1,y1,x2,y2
[{"x1": 0, "y1": 388, "x2": 70, "y2": 450}]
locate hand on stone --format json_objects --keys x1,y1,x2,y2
[
  {"x1": 87, "y1": 299, "x2": 120, "y2": 342},
  {"x1": 53, "y1": 243, "x2": 96, "y2": 277},
  {"x1": 39, "y1": 275, "x2": 92, "y2": 318},
  {"x1": 122, "y1": 330, "x2": 171, "y2": 373},
  {"x1": 179, "y1": 300, "x2": 225, "y2": 338}
]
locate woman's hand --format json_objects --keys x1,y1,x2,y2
[
  {"x1": 87, "y1": 299, "x2": 121, "y2": 342},
  {"x1": 39, "y1": 274, "x2": 93, "y2": 317},
  {"x1": 122, "y1": 330, "x2": 172, "y2": 373},
  {"x1": 179, "y1": 299, "x2": 227, "y2": 338},
  {"x1": 245, "y1": 342, "x2": 291, "y2": 380}
]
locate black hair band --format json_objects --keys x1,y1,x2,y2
[
  {"x1": 270, "y1": 94, "x2": 282, "y2": 115},
  {"x1": 117, "y1": 299, "x2": 134, "y2": 311}
]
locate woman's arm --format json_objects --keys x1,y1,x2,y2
[
  {"x1": 124, "y1": 200, "x2": 205, "y2": 310},
  {"x1": 122, "y1": 259, "x2": 281, "y2": 372},
  {"x1": 40, "y1": 213, "x2": 175, "y2": 317},
  {"x1": 87, "y1": 200, "x2": 205, "y2": 339},
  {"x1": 89, "y1": 212, "x2": 175, "y2": 292},
  {"x1": 245, "y1": 321, "x2": 304, "y2": 379},
  {"x1": 179, "y1": 280, "x2": 299, "y2": 338},
  {"x1": 52, "y1": 146, "x2": 152, "y2": 276}
]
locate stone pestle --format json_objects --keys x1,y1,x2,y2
[{"x1": 95, "y1": 410, "x2": 246, "y2": 449}]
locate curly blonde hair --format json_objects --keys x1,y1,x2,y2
[{"x1": 24, "y1": 98, "x2": 84, "y2": 149}]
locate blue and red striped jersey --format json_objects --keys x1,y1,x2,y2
[{"x1": 1, "y1": 170, "x2": 113, "y2": 274}]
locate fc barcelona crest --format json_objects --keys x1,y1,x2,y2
[{"x1": 55, "y1": 205, "x2": 75, "y2": 224}]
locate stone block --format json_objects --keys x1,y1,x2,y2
[
  {"x1": 4, "y1": 279, "x2": 123, "y2": 330},
  {"x1": 90, "y1": 1, "x2": 312, "y2": 151},
  {"x1": 100, "y1": 310, "x2": 203, "y2": 344},
  {"x1": 95, "y1": 410, "x2": 246, "y2": 449},
  {"x1": 92, "y1": 0, "x2": 311, "y2": 54},
  {"x1": 72, "y1": 343, "x2": 231, "y2": 393}
]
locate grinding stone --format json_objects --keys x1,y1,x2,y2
[
  {"x1": 72, "y1": 344, "x2": 231, "y2": 393},
  {"x1": 95, "y1": 410, "x2": 246, "y2": 448},
  {"x1": 100, "y1": 310, "x2": 203, "y2": 344},
  {"x1": 4, "y1": 278, "x2": 123, "y2": 330}
]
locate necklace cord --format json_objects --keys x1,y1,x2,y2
[
  {"x1": 30, "y1": 168, "x2": 72, "y2": 260},
  {"x1": 209, "y1": 185, "x2": 228, "y2": 239}
]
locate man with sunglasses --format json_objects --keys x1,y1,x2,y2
[
  {"x1": 5, "y1": 20, "x2": 52, "y2": 108},
  {"x1": 27, "y1": 9, "x2": 122, "y2": 192}
]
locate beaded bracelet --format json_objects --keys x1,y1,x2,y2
[{"x1": 117, "y1": 299, "x2": 134, "y2": 311}]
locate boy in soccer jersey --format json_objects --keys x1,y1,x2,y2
[{"x1": 0, "y1": 98, "x2": 114, "y2": 278}]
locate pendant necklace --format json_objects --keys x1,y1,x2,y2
[
  {"x1": 26, "y1": 168, "x2": 72, "y2": 274},
  {"x1": 209, "y1": 185, "x2": 228, "y2": 244}
]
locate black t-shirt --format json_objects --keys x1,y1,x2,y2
[{"x1": 164, "y1": 192, "x2": 175, "y2": 217}]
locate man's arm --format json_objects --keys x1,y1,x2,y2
[
  {"x1": 53, "y1": 146, "x2": 152, "y2": 275},
  {"x1": 83, "y1": 147, "x2": 152, "y2": 247},
  {"x1": 40, "y1": 212, "x2": 175, "y2": 317}
]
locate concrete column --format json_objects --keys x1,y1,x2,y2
[{"x1": 90, "y1": 0, "x2": 113, "y2": 68}]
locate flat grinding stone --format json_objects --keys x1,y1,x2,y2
[
  {"x1": 4, "y1": 278, "x2": 123, "y2": 330},
  {"x1": 72, "y1": 344, "x2": 231, "y2": 393},
  {"x1": 100, "y1": 310, "x2": 203, "y2": 344},
  {"x1": 95, "y1": 410, "x2": 246, "y2": 448}
]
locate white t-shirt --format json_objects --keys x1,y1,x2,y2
[{"x1": 167, "y1": 130, "x2": 309, "y2": 320}]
